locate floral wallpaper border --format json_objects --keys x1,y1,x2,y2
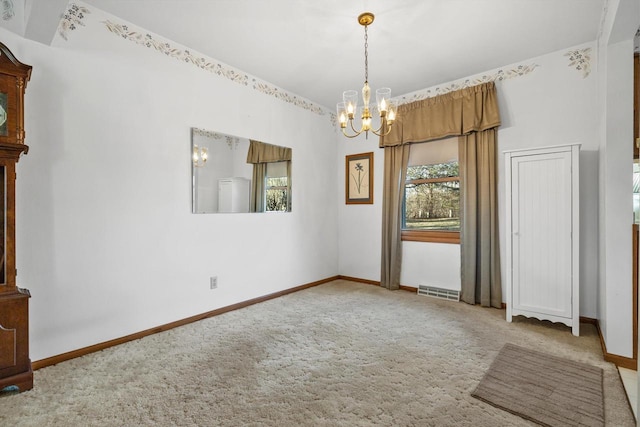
[
  {"x1": 104, "y1": 20, "x2": 250, "y2": 87},
  {"x1": 58, "y1": 3, "x2": 90, "y2": 41},
  {"x1": 57, "y1": 3, "x2": 584, "y2": 125},
  {"x1": 1, "y1": 0, "x2": 14, "y2": 21},
  {"x1": 193, "y1": 128, "x2": 240, "y2": 149},
  {"x1": 192, "y1": 128, "x2": 226, "y2": 140},
  {"x1": 398, "y1": 63, "x2": 540, "y2": 104},
  {"x1": 252, "y1": 82, "x2": 325, "y2": 115},
  {"x1": 55, "y1": 4, "x2": 328, "y2": 117},
  {"x1": 101, "y1": 19, "x2": 327, "y2": 116},
  {"x1": 565, "y1": 48, "x2": 591, "y2": 78}
]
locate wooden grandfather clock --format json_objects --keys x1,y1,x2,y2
[{"x1": 0, "y1": 42, "x2": 32, "y2": 392}]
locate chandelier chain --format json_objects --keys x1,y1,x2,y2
[
  {"x1": 337, "y1": 12, "x2": 396, "y2": 139},
  {"x1": 364, "y1": 24, "x2": 368, "y2": 83}
]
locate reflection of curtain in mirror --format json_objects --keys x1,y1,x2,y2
[
  {"x1": 247, "y1": 140, "x2": 292, "y2": 212},
  {"x1": 250, "y1": 163, "x2": 266, "y2": 212}
]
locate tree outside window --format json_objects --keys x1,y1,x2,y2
[
  {"x1": 403, "y1": 161, "x2": 460, "y2": 230},
  {"x1": 266, "y1": 176, "x2": 289, "y2": 211},
  {"x1": 265, "y1": 161, "x2": 290, "y2": 212},
  {"x1": 401, "y1": 137, "x2": 460, "y2": 243}
]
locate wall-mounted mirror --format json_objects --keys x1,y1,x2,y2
[{"x1": 191, "y1": 128, "x2": 292, "y2": 213}]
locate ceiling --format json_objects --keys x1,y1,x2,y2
[{"x1": 63, "y1": 1, "x2": 607, "y2": 109}]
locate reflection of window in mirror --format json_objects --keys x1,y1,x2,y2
[
  {"x1": 265, "y1": 161, "x2": 291, "y2": 212},
  {"x1": 247, "y1": 140, "x2": 292, "y2": 213}
]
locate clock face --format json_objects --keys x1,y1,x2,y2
[{"x1": 0, "y1": 93, "x2": 7, "y2": 137}]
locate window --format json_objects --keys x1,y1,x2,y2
[
  {"x1": 265, "y1": 161, "x2": 290, "y2": 212},
  {"x1": 402, "y1": 137, "x2": 460, "y2": 243}
]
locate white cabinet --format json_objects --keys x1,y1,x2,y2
[
  {"x1": 505, "y1": 144, "x2": 580, "y2": 336},
  {"x1": 218, "y1": 178, "x2": 250, "y2": 213}
]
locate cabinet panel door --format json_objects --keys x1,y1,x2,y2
[{"x1": 511, "y1": 151, "x2": 573, "y2": 318}]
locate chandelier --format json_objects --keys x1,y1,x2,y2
[
  {"x1": 192, "y1": 145, "x2": 208, "y2": 167},
  {"x1": 337, "y1": 12, "x2": 397, "y2": 139}
]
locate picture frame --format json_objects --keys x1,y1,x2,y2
[{"x1": 345, "y1": 152, "x2": 373, "y2": 204}]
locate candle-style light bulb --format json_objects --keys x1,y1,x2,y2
[{"x1": 388, "y1": 109, "x2": 396, "y2": 122}]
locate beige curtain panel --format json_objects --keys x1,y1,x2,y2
[
  {"x1": 380, "y1": 144, "x2": 410, "y2": 290},
  {"x1": 459, "y1": 130, "x2": 502, "y2": 308},
  {"x1": 379, "y1": 82, "x2": 502, "y2": 307},
  {"x1": 247, "y1": 140, "x2": 292, "y2": 164},
  {"x1": 249, "y1": 163, "x2": 266, "y2": 213},
  {"x1": 380, "y1": 82, "x2": 501, "y2": 147}
]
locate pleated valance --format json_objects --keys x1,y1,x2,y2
[
  {"x1": 246, "y1": 140, "x2": 292, "y2": 164},
  {"x1": 380, "y1": 82, "x2": 501, "y2": 147}
]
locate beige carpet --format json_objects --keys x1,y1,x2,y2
[
  {"x1": 472, "y1": 343, "x2": 604, "y2": 427},
  {"x1": 0, "y1": 280, "x2": 635, "y2": 426}
]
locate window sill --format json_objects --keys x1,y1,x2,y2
[{"x1": 401, "y1": 230, "x2": 460, "y2": 244}]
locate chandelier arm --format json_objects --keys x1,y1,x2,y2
[
  {"x1": 341, "y1": 128, "x2": 362, "y2": 139},
  {"x1": 371, "y1": 121, "x2": 393, "y2": 137},
  {"x1": 349, "y1": 118, "x2": 363, "y2": 135},
  {"x1": 371, "y1": 124, "x2": 383, "y2": 137}
]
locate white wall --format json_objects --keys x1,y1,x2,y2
[
  {"x1": 600, "y1": 40, "x2": 634, "y2": 357},
  {"x1": 339, "y1": 42, "x2": 601, "y2": 316},
  {"x1": 337, "y1": 133, "x2": 383, "y2": 281},
  {"x1": 6, "y1": 6, "x2": 339, "y2": 361},
  {"x1": 400, "y1": 242, "x2": 461, "y2": 290},
  {"x1": 4, "y1": 1, "x2": 636, "y2": 362},
  {"x1": 497, "y1": 43, "x2": 600, "y2": 320},
  {"x1": 597, "y1": 0, "x2": 639, "y2": 358},
  {"x1": 338, "y1": 17, "x2": 640, "y2": 357}
]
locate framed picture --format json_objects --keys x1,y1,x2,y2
[{"x1": 345, "y1": 152, "x2": 373, "y2": 204}]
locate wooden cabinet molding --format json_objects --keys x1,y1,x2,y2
[{"x1": 0, "y1": 41, "x2": 32, "y2": 393}]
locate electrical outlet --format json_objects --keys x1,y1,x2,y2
[{"x1": 210, "y1": 276, "x2": 218, "y2": 289}]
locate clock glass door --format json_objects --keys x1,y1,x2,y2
[
  {"x1": 0, "y1": 165, "x2": 5, "y2": 286},
  {"x1": 0, "y1": 92, "x2": 7, "y2": 137}
]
